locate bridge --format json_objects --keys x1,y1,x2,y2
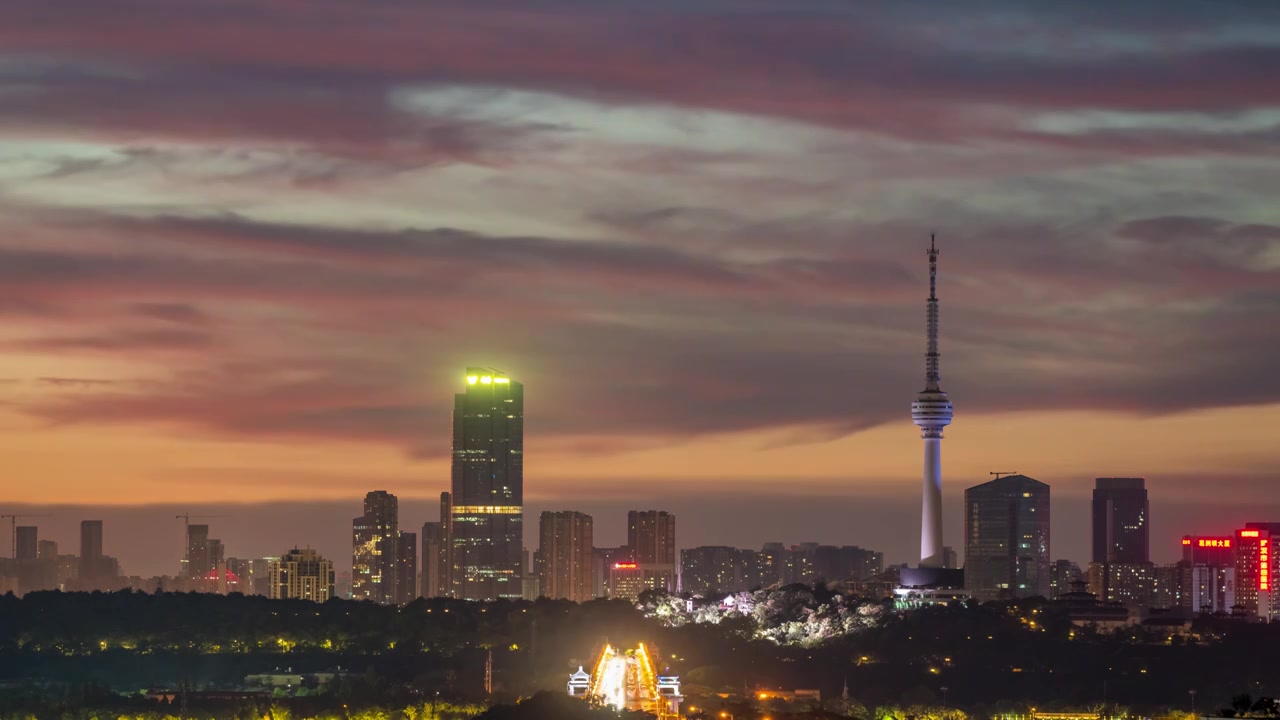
[{"x1": 568, "y1": 643, "x2": 682, "y2": 719}]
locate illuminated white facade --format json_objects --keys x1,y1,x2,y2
[{"x1": 911, "y1": 236, "x2": 953, "y2": 568}]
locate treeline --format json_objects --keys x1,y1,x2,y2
[{"x1": 6, "y1": 590, "x2": 1280, "y2": 714}]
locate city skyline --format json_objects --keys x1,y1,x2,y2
[{"x1": 1, "y1": 2, "x2": 1279, "y2": 580}]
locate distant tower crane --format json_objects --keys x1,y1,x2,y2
[
  {"x1": 990, "y1": 472, "x2": 1019, "y2": 480},
  {"x1": 1, "y1": 514, "x2": 51, "y2": 559},
  {"x1": 175, "y1": 513, "x2": 227, "y2": 576}
]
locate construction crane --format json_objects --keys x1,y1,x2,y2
[
  {"x1": 990, "y1": 471, "x2": 1019, "y2": 480},
  {"x1": 1, "y1": 514, "x2": 51, "y2": 559},
  {"x1": 175, "y1": 514, "x2": 227, "y2": 576}
]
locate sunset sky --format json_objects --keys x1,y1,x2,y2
[{"x1": 2, "y1": 1, "x2": 1279, "y2": 576}]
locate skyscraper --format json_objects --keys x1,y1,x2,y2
[
  {"x1": 15, "y1": 526, "x2": 37, "y2": 562},
  {"x1": 450, "y1": 368, "x2": 523, "y2": 601},
  {"x1": 268, "y1": 548, "x2": 335, "y2": 602},
  {"x1": 1092, "y1": 478, "x2": 1149, "y2": 564},
  {"x1": 421, "y1": 521, "x2": 448, "y2": 598},
  {"x1": 964, "y1": 474, "x2": 1051, "y2": 600},
  {"x1": 79, "y1": 520, "x2": 103, "y2": 588},
  {"x1": 537, "y1": 511, "x2": 594, "y2": 602},
  {"x1": 395, "y1": 531, "x2": 417, "y2": 605},
  {"x1": 910, "y1": 235, "x2": 954, "y2": 568},
  {"x1": 352, "y1": 490, "x2": 399, "y2": 604}
]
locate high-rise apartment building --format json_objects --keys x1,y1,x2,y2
[
  {"x1": 1092, "y1": 478, "x2": 1149, "y2": 564},
  {"x1": 1049, "y1": 560, "x2": 1083, "y2": 598},
  {"x1": 37, "y1": 539, "x2": 57, "y2": 561},
  {"x1": 965, "y1": 474, "x2": 1051, "y2": 600},
  {"x1": 395, "y1": 531, "x2": 417, "y2": 605},
  {"x1": 450, "y1": 368, "x2": 523, "y2": 601},
  {"x1": 536, "y1": 512, "x2": 593, "y2": 602},
  {"x1": 627, "y1": 510, "x2": 675, "y2": 592},
  {"x1": 681, "y1": 546, "x2": 742, "y2": 595},
  {"x1": 352, "y1": 490, "x2": 399, "y2": 604},
  {"x1": 15, "y1": 527, "x2": 37, "y2": 561},
  {"x1": 421, "y1": 521, "x2": 448, "y2": 598},
  {"x1": 185, "y1": 524, "x2": 210, "y2": 577},
  {"x1": 628, "y1": 510, "x2": 676, "y2": 565},
  {"x1": 268, "y1": 548, "x2": 335, "y2": 602}
]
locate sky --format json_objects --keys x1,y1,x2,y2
[{"x1": 1, "y1": 0, "x2": 1279, "y2": 577}]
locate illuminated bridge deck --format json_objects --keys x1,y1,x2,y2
[{"x1": 568, "y1": 643, "x2": 682, "y2": 720}]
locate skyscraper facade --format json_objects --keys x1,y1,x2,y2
[
  {"x1": 268, "y1": 548, "x2": 335, "y2": 602},
  {"x1": 537, "y1": 511, "x2": 594, "y2": 602},
  {"x1": 352, "y1": 490, "x2": 399, "y2": 604},
  {"x1": 1092, "y1": 478, "x2": 1149, "y2": 564},
  {"x1": 910, "y1": 236, "x2": 954, "y2": 568},
  {"x1": 450, "y1": 368, "x2": 524, "y2": 601},
  {"x1": 964, "y1": 474, "x2": 1051, "y2": 600}
]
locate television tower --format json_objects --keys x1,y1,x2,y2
[{"x1": 911, "y1": 234, "x2": 953, "y2": 568}]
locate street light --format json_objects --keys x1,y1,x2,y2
[
  {"x1": 1190, "y1": 689, "x2": 1198, "y2": 716},
  {"x1": 720, "y1": 713, "x2": 735, "y2": 720},
  {"x1": 941, "y1": 687, "x2": 949, "y2": 706}
]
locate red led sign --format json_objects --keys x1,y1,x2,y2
[{"x1": 614, "y1": 562, "x2": 638, "y2": 569}]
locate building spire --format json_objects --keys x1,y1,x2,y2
[{"x1": 925, "y1": 234, "x2": 941, "y2": 392}]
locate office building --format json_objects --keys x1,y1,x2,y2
[
  {"x1": 609, "y1": 562, "x2": 671, "y2": 602},
  {"x1": 537, "y1": 512, "x2": 593, "y2": 602},
  {"x1": 450, "y1": 368, "x2": 524, "y2": 601},
  {"x1": 395, "y1": 531, "x2": 417, "y2": 605},
  {"x1": 352, "y1": 490, "x2": 399, "y2": 604},
  {"x1": 1236, "y1": 523, "x2": 1280, "y2": 619},
  {"x1": 268, "y1": 548, "x2": 335, "y2": 602},
  {"x1": 964, "y1": 474, "x2": 1051, "y2": 600},
  {"x1": 15, "y1": 527, "x2": 37, "y2": 561},
  {"x1": 421, "y1": 521, "x2": 448, "y2": 598},
  {"x1": 1182, "y1": 536, "x2": 1236, "y2": 566},
  {"x1": 1092, "y1": 478, "x2": 1149, "y2": 564},
  {"x1": 627, "y1": 510, "x2": 675, "y2": 593}
]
